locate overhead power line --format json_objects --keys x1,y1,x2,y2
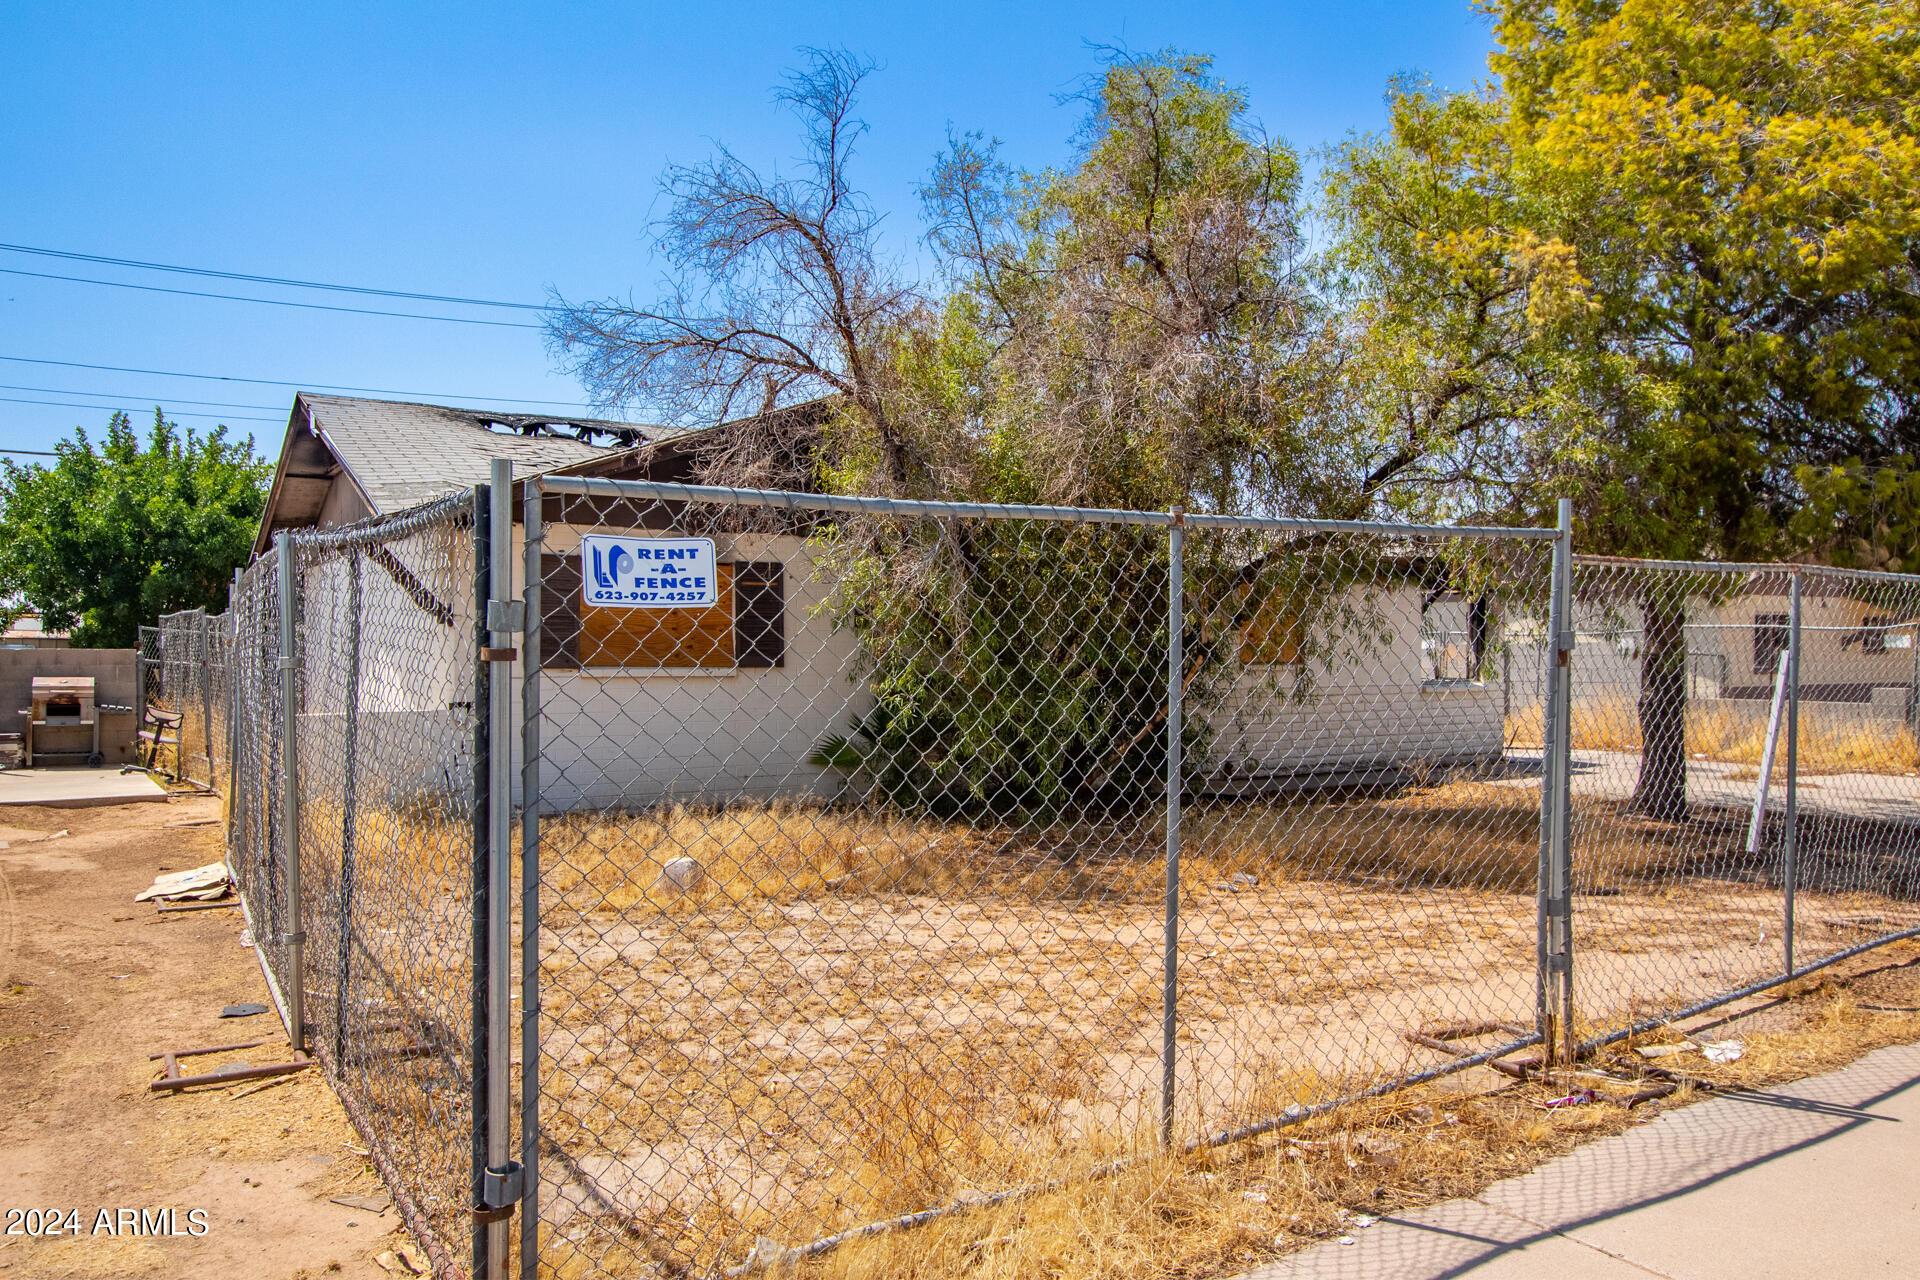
[
  {"x1": 0, "y1": 394, "x2": 281, "y2": 422},
  {"x1": 0, "y1": 354, "x2": 601, "y2": 410},
  {"x1": 0, "y1": 266, "x2": 545, "y2": 329},
  {"x1": 0, "y1": 382, "x2": 284, "y2": 412},
  {"x1": 0, "y1": 242, "x2": 547, "y2": 311}
]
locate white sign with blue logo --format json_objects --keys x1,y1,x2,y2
[{"x1": 580, "y1": 535, "x2": 719, "y2": 608}]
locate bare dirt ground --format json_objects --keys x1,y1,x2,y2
[{"x1": 0, "y1": 793, "x2": 403, "y2": 1280}]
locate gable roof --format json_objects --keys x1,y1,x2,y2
[{"x1": 253, "y1": 393, "x2": 681, "y2": 554}]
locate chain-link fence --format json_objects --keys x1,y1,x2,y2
[
  {"x1": 216, "y1": 491, "x2": 490, "y2": 1279},
  {"x1": 165, "y1": 474, "x2": 1920, "y2": 1280},
  {"x1": 1532, "y1": 558, "x2": 1920, "y2": 1056},
  {"x1": 516, "y1": 479, "x2": 1571, "y2": 1277},
  {"x1": 148, "y1": 609, "x2": 227, "y2": 787}
]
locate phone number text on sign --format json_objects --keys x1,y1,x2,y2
[{"x1": 580, "y1": 535, "x2": 719, "y2": 608}]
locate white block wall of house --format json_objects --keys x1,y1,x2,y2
[
  {"x1": 516, "y1": 528, "x2": 871, "y2": 812},
  {"x1": 1201, "y1": 586, "x2": 1507, "y2": 784},
  {"x1": 294, "y1": 522, "x2": 477, "y2": 808}
]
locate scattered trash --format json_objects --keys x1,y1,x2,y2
[
  {"x1": 1337, "y1": 1235, "x2": 1357, "y2": 1246},
  {"x1": 238, "y1": 929, "x2": 253, "y2": 948},
  {"x1": 728, "y1": 1234, "x2": 799, "y2": 1274},
  {"x1": 374, "y1": 1249, "x2": 428, "y2": 1276},
  {"x1": 219, "y1": 1003, "x2": 270, "y2": 1019},
  {"x1": 134, "y1": 862, "x2": 230, "y2": 903},
  {"x1": 1243, "y1": 1189, "x2": 1268, "y2": 1204},
  {"x1": 1352, "y1": 1214, "x2": 1378, "y2": 1228},
  {"x1": 654, "y1": 856, "x2": 706, "y2": 894},
  {"x1": 1536, "y1": 1088, "x2": 1598, "y2": 1110},
  {"x1": 1214, "y1": 872, "x2": 1259, "y2": 893},
  {"x1": 1637, "y1": 1037, "x2": 1743, "y2": 1063},
  {"x1": 331, "y1": 1194, "x2": 391, "y2": 1215}
]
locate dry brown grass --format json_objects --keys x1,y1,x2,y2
[
  {"x1": 1507, "y1": 695, "x2": 1920, "y2": 775},
  {"x1": 306, "y1": 789, "x2": 1920, "y2": 1279},
  {"x1": 793, "y1": 945, "x2": 1920, "y2": 1280}
]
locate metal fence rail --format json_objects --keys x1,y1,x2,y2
[{"x1": 149, "y1": 475, "x2": 1920, "y2": 1280}]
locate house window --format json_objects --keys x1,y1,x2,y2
[
  {"x1": 538, "y1": 553, "x2": 785, "y2": 671},
  {"x1": 1858, "y1": 616, "x2": 1910, "y2": 652},
  {"x1": 1753, "y1": 613, "x2": 1789, "y2": 674}
]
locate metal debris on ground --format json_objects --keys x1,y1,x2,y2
[
  {"x1": 147, "y1": 1038, "x2": 313, "y2": 1093},
  {"x1": 330, "y1": 1194, "x2": 393, "y2": 1215},
  {"x1": 219, "y1": 1003, "x2": 269, "y2": 1018}
]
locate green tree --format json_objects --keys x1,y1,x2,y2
[
  {"x1": 0, "y1": 410, "x2": 270, "y2": 647},
  {"x1": 1326, "y1": 0, "x2": 1920, "y2": 818}
]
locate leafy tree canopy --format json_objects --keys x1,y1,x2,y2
[
  {"x1": 0, "y1": 410, "x2": 270, "y2": 647},
  {"x1": 1327, "y1": 0, "x2": 1920, "y2": 558}
]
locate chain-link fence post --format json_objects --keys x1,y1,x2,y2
[
  {"x1": 275, "y1": 531, "x2": 307, "y2": 1052},
  {"x1": 518, "y1": 477, "x2": 543, "y2": 1280},
  {"x1": 470, "y1": 480, "x2": 494, "y2": 1279},
  {"x1": 1161, "y1": 508, "x2": 1185, "y2": 1150},
  {"x1": 482, "y1": 460, "x2": 523, "y2": 1275},
  {"x1": 1783, "y1": 568, "x2": 1802, "y2": 976},
  {"x1": 1538, "y1": 497, "x2": 1575, "y2": 1065}
]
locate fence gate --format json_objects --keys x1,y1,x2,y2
[{"x1": 516, "y1": 477, "x2": 1567, "y2": 1278}]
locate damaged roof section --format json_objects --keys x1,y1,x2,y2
[{"x1": 252, "y1": 393, "x2": 682, "y2": 555}]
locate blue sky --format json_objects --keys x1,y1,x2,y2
[{"x1": 0, "y1": 2, "x2": 1496, "y2": 459}]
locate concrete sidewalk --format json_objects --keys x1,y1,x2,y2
[
  {"x1": 0, "y1": 766, "x2": 167, "y2": 806},
  {"x1": 1248, "y1": 1040, "x2": 1920, "y2": 1279}
]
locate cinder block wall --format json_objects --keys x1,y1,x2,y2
[{"x1": 0, "y1": 648, "x2": 139, "y2": 763}]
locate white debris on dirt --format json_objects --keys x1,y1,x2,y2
[
  {"x1": 134, "y1": 862, "x2": 230, "y2": 903},
  {"x1": 654, "y1": 856, "x2": 707, "y2": 894}
]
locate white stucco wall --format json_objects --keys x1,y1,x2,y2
[
  {"x1": 1200, "y1": 585, "x2": 1506, "y2": 788},
  {"x1": 523, "y1": 528, "x2": 870, "y2": 811}
]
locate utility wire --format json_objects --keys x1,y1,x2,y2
[
  {"x1": 0, "y1": 266, "x2": 546, "y2": 329},
  {"x1": 0, "y1": 355, "x2": 600, "y2": 410},
  {"x1": 0, "y1": 242, "x2": 546, "y2": 311},
  {"x1": 0, "y1": 394, "x2": 281, "y2": 422},
  {"x1": 0, "y1": 382, "x2": 284, "y2": 412}
]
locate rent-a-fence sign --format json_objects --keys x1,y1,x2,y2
[{"x1": 581, "y1": 535, "x2": 718, "y2": 607}]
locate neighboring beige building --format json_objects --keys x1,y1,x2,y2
[{"x1": 2, "y1": 613, "x2": 70, "y2": 649}]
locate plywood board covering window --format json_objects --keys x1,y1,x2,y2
[
  {"x1": 583, "y1": 564, "x2": 736, "y2": 667},
  {"x1": 1238, "y1": 587, "x2": 1302, "y2": 665}
]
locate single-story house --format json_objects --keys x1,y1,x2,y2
[
  {"x1": 253, "y1": 393, "x2": 1521, "y2": 811},
  {"x1": 1509, "y1": 570, "x2": 1920, "y2": 741}
]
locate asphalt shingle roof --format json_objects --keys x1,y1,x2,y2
[{"x1": 301, "y1": 393, "x2": 677, "y2": 513}]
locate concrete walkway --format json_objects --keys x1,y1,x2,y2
[
  {"x1": 1248, "y1": 1040, "x2": 1920, "y2": 1279},
  {"x1": 0, "y1": 766, "x2": 168, "y2": 806}
]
